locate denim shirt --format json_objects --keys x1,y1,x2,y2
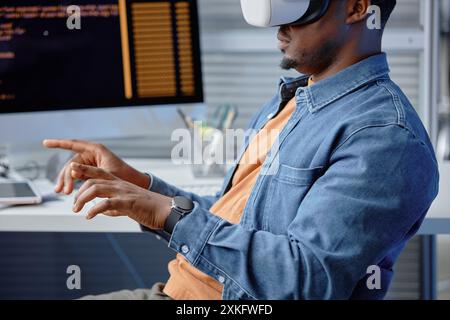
[{"x1": 149, "y1": 53, "x2": 439, "y2": 300}]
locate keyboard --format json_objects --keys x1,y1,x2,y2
[{"x1": 32, "y1": 179, "x2": 58, "y2": 197}]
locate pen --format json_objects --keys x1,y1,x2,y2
[
  {"x1": 223, "y1": 106, "x2": 237, "y2": 130},
  {"x1": 176, "y1": 108, "x2": 196, "y2": 129}
]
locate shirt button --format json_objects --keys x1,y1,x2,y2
[
  {"x1": 181, "y1": 245, "x2": 190, "y2": 254},
  {"x1": 218, "y1": 276, "x2": 225, "y2": 284}
]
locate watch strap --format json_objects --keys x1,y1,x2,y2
[
  {"x1": 164, "y1": 210, "x2": 183, "y2": 235},
  {"x1": 163, "y1": 196, "x2": 194, "y2": 235}
]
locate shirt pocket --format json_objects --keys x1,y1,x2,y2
[{"x1": 263, "y1": 164, "x2": 324, "y2": 234}]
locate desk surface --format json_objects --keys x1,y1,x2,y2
[{"x1": 1, "y1": 159, "x2": 449, "y2": 234}]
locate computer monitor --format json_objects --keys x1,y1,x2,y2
[{"x1": 0, "y1": 0, "x2": 204, "y2": 145}]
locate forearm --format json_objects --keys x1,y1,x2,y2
[{"x1": 129, "y1": 170, "x2": 151, "y2": 189}]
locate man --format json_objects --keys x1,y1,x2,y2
[{"x1": 43, "y1": 0, "x2": 439, "y2": 300}]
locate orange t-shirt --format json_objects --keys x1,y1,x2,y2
[{"x1": 164, "y1": 95, "x2": 300, "y2": 300}]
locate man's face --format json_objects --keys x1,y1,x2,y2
[{"x1": 278, "y1": 1, "x2": 347, "y2": 74}]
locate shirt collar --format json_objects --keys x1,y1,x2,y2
[{"x1": 278, "y1": 53, "x2": 391, "y2": 113}]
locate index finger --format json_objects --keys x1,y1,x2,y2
[{"x1": 42, "y1": 139, "x2": 93, "y2": 153}]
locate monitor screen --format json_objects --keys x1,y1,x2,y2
[{"x1": 0, "y1": 0, "x2": 203, "y2": 114}]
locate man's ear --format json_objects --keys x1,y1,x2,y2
[{"x1": 345, "y1": 0, "x2": 371, "y2": 24}]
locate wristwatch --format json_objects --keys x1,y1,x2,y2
[{"x1": 163, "y1": 196, "x2": 195, "y2": 235}]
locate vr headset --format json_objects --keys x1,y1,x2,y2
[{"x1": 240, "y1": 0, "x2": 330, "y2": 27}]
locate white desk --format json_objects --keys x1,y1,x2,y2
[
  {"x1": 0, "y1": 159, "x2": 223, "y2": 233},
  {"x1": 1, "y1": 159, "x2": 450, "y2": 234}
]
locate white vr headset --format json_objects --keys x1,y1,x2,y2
[{"x1": 240, "y1": 0, "x2": 330, "y2": 27}]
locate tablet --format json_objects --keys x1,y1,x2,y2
[{"x1": 0, "y1": 181, "x2": 42, "y2": 205}]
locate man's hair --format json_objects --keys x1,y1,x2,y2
[{"x1": 370, "y1": 0, "x2": 397, "y2": 27}]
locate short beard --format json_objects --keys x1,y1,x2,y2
[
  {"x1": 280, "y1": 56, "x2": 298, "y2": 70},
  {"x1": 279, "y1": 39, "x2": 340, "y2": 73}
]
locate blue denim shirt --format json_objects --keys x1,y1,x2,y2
[{"x1": 149, "y1": 53, "x2": 439, "y2": 300}]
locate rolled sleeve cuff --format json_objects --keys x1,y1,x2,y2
[
  {"x1": 145, "y1": 173, "x2": 154, "y2": 190},
  {"x1": 148, "y1": 173, "x2": 179, "y2": 197},
  {"x1": 168, "y1": 202, "x2": 222, "y2": 266}
]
